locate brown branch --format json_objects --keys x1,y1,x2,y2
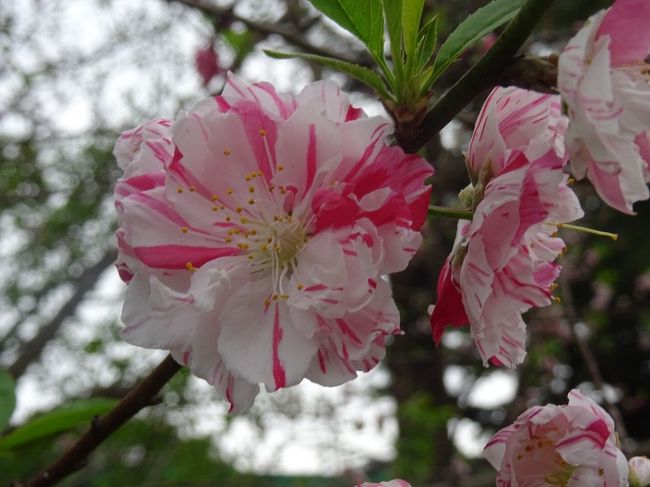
[
  {"x1": 497, "y1": 55, "x2": 558, "y2": 94},
  {"x1": 8, "y1": 251, "x2": 117, "y2": 379},
  {"x1": 20, "y1": 355, "x2": 182, "y2": 487},
  {"x1": 396, "y1": 0, "x2": 557, "y2": 153},
  {"x1": 169, "y1": 0, "x2": 368, "y2": 65}
]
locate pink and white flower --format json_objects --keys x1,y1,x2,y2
[
  {"x1": 113, "y1": 118, "x2": 173, "y2": 178},
  {"x1": 113, "y1": 118, "x2": 174, "y2": 283},
  {"x1": 430, "y1": 88, "x2": 583, "y2": 367},
  {"x1": 468, "y1": 87, "x2": 567, "y2": 179},
  {"x1": 630, "y1": 456, "x2": 650, "y2": 487},
  {"x1": 558, "y1": 0, "x2": 650, "y2": 214},
  {"x1": 484, "y1": 389, "x2": 629, "y2": 486},
  {"x1": 114, "y1": 74, "x2": 433, "y2": 412}
]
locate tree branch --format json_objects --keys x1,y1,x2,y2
[
  {"x1": 396, "y1": 0, "x2": 557, "y2": 153},
  {"x1": 20, "y1": 355, "x2": 182, "y2": 487},
  {"x1": 169, "y1": 0, "x2": 368, "y2": 65}
]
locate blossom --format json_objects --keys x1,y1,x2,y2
[
  {"x1": 467, "y1": 86, "x2": 567, "y2": 179},
  {"x1": 113, "y1": 118, "x2": 174, "y2": 283},
  {"x1": 113, "y1": 118, "x2": 173, "y2": 178},
  {"x1": 114, "y1": 74, "x2": 433, "y2": 412},
  {"x1": 358, "y1": 481, "x2": 411, "y2": 487},
  {"x1": 195, "y1": 42, "x2": 221, "y2": 87},
  {"x1": 430, "y1": 87, "x2": 583, "y2": 367},
  {"x1": 558, "y1": 0, "x2": 650, "y2": 214},
  {"x1": 630, "y1": 456, "x2": 650, "y2": 487},
  {"x1": 484, "y1": 389, "x2": 629, "y2": 486}
]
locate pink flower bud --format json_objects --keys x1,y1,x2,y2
[{"x1": 195, "y1": 43, "x2": 220, "y2": 86}]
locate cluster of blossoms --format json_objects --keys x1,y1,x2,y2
[
  {"x1": 115, "y1": 74, "x2": 432, "y2": 412},
  {"x1": 430, "y1": 86, "x2": 583, "y2": 368},
  {"x1": 112, "y1": 0, "x2": 650, "y2": 481}
]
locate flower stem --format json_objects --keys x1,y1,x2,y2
[
  {"x1": 557, "y1": 223, "x2": 618, "y2": 241},
  {"x1": 428, "y1": 205, "x2": 473, "y2": 220}
]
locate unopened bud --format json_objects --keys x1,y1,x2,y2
[{"x1": 630, "y1": 457, "x2": 650, "y2": 487}]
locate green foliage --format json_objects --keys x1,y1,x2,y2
[
  {"x1": 416, "y1": 15, "x2": 439, "y2": 72},
  {"x1": 0, "y1": 370, "x2": 16, "y2": 431},
  {"x1": 272, "y1": 0, "x2": 442, "y2": 117},
  {"x1": 308, "y1": 0, "x2": 385, "y2": 61},
  {"x1": 428, "y1": 0, "x2": 524, "y2": 85},
  {"x1": 264, "y1": 50, "x2": 392, "y2": 99},
  {"x1": 1, "y1": 417, "x2": 349, "y2": 486},
  {"x1": 394, "y1": 394, "x2": 454, "y2": 483},
  {"x1": 273, "y1": 0, "x2": 526, "y2": 122},
  {"x1": 223, "y1": 28, "x2": 254, "y2": 59},
  {"x1": 0, "y1": 398, "x2": 117, "y2": 450}
]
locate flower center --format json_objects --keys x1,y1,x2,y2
[
  {"x1": 250, "y1": 214, "x2": 308, "y2": 270},
  {"x1": 514, "y1": 437, "x2": 576, "y2": 486},
  {"x1": 232, "y1": 212, "x2": 309, "y2": 297}
]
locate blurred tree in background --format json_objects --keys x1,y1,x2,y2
[{"x1": 0, "y1": 0, "x2": 647, "y2": 485}]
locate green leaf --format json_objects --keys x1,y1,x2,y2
[
  {"x1": 401, "y1": 0, "x2": 425, "y2": 61},
  {"x1": 0, "y1": 398, "x2": 117, "y2": 450},
  {"x1": 430, "y1": 0, "x2": 524, "y2": 84},
  {"x1": 264, "y1": 50, "x2": 392, "y2": 100},
  {"x1": 222, "y1": 29, "x2": 254, "y2": 58},
  {"x1": 417, "y1": 15, "x2": 438, "y2": 71},
  {"x1": 309, "y1": 0, "x2": 385, "y2": 61},
  {"x1": 0, "y1": 371, "x2": 15, "y2": 431},
  {"x1": 382, "y1": 0, "x2": 403, "y2": 64}
]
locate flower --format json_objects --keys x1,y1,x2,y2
[
  {"x1": 484, "y1": 389, "x2": 629, "y2": 487},
  {"x1": 113, "y1": 118, "x2": 173, "y2": 178},
  {"x1": 195, "y1": 42, "x2": 221, "y2": 87},
  {"x1": 467, "y1": 87, "x2": 567, "y2": 179},
  {"x1": 558, "y1": 0, "x2": 650, "y2": 214},
  {"x1": 358, "y1": 481, "x2": 411, "y2": 487},
  {"x1": 430, "y1": 87, "x2": 583, "y2": 367},
  {"x1": 113, "y1": 118, "x2": 174, "y2": 283},
  {"x1": 630, "y1": 456, "x2": 650, "y2": 487},
  {"x1": 115, "y1": 74, "x2": 433, "y2": 412}
]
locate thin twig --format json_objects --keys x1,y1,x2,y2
[
  {"x1": 557, "y1": 271, "x2": 630, "y2": 453},
  {"x1": 396, "y1": 0, "x2": 556, "y2": 153},
  {"x1": 169, "y1": 0, "x2": 368, "y2": 65},
  {"x1": 20, "y1": 355, "x2": 182, "y2": 487}
]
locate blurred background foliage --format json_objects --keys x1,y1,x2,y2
[{"x1": 0, "y1": 0, "x2": 647, "y2": 485}]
